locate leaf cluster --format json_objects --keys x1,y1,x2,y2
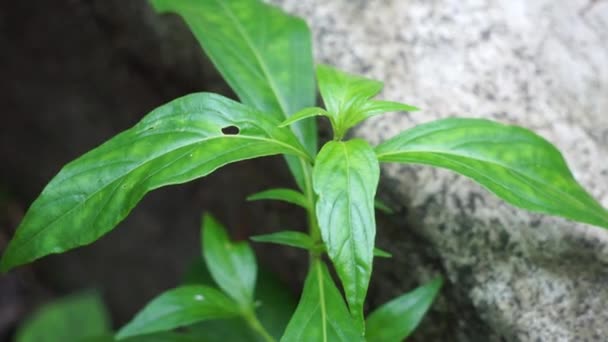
[{"x1": 4, "y1": 0, "x2": 608, "y2": 341}]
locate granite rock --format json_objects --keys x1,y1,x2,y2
[{"x1": 274, "y1": 0, "x2": 608, "y2": 340}]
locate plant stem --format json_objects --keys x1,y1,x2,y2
[
  {"x1": 300, "y1": 161, "x2": 320, "y2": 241},
  {"x1": 243, "y1": 308, "x2": 276, "y2": 342}
]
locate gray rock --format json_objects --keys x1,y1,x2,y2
[{"x1": 275, "y1": 0, "x2": 608, "y2": 340}]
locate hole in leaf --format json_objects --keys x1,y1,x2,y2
[{"x1": 221, "y1": 125, "x2": 240, "y2": 135}]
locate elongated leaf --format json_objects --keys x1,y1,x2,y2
[
  {"x1": 279, "y1": 107, "x2": 328, "y2": 128},
  {"x1": 358, "y1": 100, "x2": 419, "y2": 116},
  {"x1": 281, "y1": 260, "x2": 364, "y2": 342},
  {"x1": 15, "y1": 292, "x2": 110, "y2": 342},
  {"x1": 251, "y1": 232, "x2": 390, "y2": 259},
  {"x1": 116, "y1": 285, "x2": 239, "y2": 340},
  {"x1": 312, "y1": 139, "x2": 380, "y2": 325},
  {"x1": 345, "y1": 100, "x2": 418, "y2": 129},
  {"x1": 86, "y1": 332, "x2": 200, "y2": 342},
  {"x1": 251, "y1": 231, "x2": 315, "y2": 250},
  {"x1": 374, "y1": 198, "x2": 394, "y2": 214},
  {"x1": 0, "y1": 93, "x2": 308, "y2": 272},
  {"x1": 373, "y1": 247, "x2": 392, "y2": 258},
  {"x1": 151, "y1": 0, "x2": 317, "y2": 190},
  {"x1": 375, "y1": 118, "x2": 608, "y2": 228},
  {"x1": 247, "y1": 188, "x2": 309, "y2": 209},
  {"x1": 316, "y1": 64, "x2": 416, "y2": 138},
  {"x1": 366, "y1": 277, "x2": 443, "y2": 342},
  {"x1": 202, "y1": 214, "x2": 257, "y2": 307},
  {"x1": 184, "y1": 262, "x2": 297, "y2": 341}
]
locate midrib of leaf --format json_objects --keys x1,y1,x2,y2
[
  {"x1": 215, "y1": 0, "x2": 290, "y2": 117},
  {"x1": 378, "y1": 150, "x2": 606, "y2": 223},
  {"x1": 341, "y1": 142, "x2": 360, "y2": 317},
  {"x1": 13, "y1": 134, "x2": 304, "y2": 254}
]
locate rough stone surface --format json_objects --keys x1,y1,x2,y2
[{"x1": 274, "y1": 0, "x2": 608, "y2": 340}]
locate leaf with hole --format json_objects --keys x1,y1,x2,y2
[
  {"x1": 116, "y1": 285, "x2": 239, "y2": 340},
  {"x1": 247, "y1": 188, "x2": 309, "y2": 209},
  {"x1": 366, "y1": 277, "x2": 443, "y2": 342},
  {"x1": 375, "y1": 118, "x2": 608, "y2": 228},
  {"x1": 202, "y1": 213, "x2": 257, "y2": 307},
  {"x1": 151, "y1": 0, "x2": 317, "y2": 190},
  {"x1": 313, "y1": 139, "x2": 380, "y2": 325},
  {"x1": 281, "y1": 260, "x2": 364, "y2": 342},
  {"x1": 0, "y1": 93, "x2": 307, "y2": 272}
]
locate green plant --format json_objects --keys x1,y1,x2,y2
[{"x1": 4, "y1": 0, "x2": 608, "y2": 341}]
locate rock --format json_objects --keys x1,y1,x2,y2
[{"x1": 274, "y1": 0, "x2": 608, "y2": 340}]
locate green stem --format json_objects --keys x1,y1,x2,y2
[
  {"x1": 243, "y1": 308, "x2": 276, "y2": 342},
  {"x1": 299, "y1": 159, "x2": 320, "y2": 242}
]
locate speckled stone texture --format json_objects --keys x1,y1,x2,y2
[{"x1": 274, "y1": 0, "x2": 608, "y2": 341}]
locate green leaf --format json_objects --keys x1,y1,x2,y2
[
  {"x1": 281, "y1": 260, "x2": 364, "y2": 342},
  {"x1": 202, "y1": 213, "x2": 257, "y2": 307},
  {"x1": 316, "y1": 64, "x2": 417, "y2": 139},
  {"x1": 375, "y1": 118, "x2": 608, "y2": 229},
  {"x1": 373, "y1": 247, "x2": 392, "y2": 258},
  {"x1": 252, "y1": 232, "x2": 390, "y2": 258},
  {"x1": 15, "y1": 292, "x2": 110, "y2": 342},
  {"x1": 116, "y1": 285, "x2": 239, "y2": 340},
  {"x1": 374, "y1": 198, "x2": 394, "y2": 214},
  {"x1": 251, "y1": 230, "x2": 315, "y2": 250},
  {"x1": 184, "y1": 262, "x2": 297, "y2": 341},
  {"x1": 366, "y1": 277, "x2": 443, "y2": 342},
  {"x1": 0, "y1": 93, "x2": 308, "y2": 272},
  {"x1": 312, "y1": 139, "x2": 380, "y2": 325},
  {"x1": 316, "y1": 64, "x2": 383, "y2": 117},
  {"x1": 279, "y1": 107, "x2": 328, "y2": 128},
  {"x1": 85, "y1": 332, "x2": 201, "y2": 342},
  {"x1": 247, "y1": 188, "x2": 309, "y2": 209},
  {"x1": 358, "y1": 100, "x2": 419, "y2": 116},
  {"x1": 151, "y1": 0, "x2": 317, "y2": 190},
  {"x1": 342, "y1": 100, "x2": 418, "y2": 132}
]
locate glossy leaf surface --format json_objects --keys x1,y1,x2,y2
[
  {"x1": 313, "y1": 139, "x2": 380, "y2": 324},
  {"x1": 366, "y1": 277, "x2": 443, "y2": 342},
  {"x1": 281, "y1": 261, "x2": 363, "y2": 342},
  {"x1": 247, "y1": 188, "x2": 309, "y2": 209},
  {"x1": 202, "y1": 214, "x2": 257, "y2": 307},
  {"x1": 375, "y1": 118, "x2": 608, "y2": 228},
  {"x1": 0, "y1": 93, "x2": 307, "y2": 272},
  {"x1": 15, "y1": 292, "x2": 110, "y2": 342},
  {"x1": 117, "y1": 286, "x2": 238, "y2": 340},
  {"x1": 251, "y1": 230, "x2": 315, "y2": 250},
  {"x1": 316, "y1": 64, "x2": 416, "y2": 138},
  {"x1": 151, "y1": 0, "x2": 317, "y2": 189}
]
